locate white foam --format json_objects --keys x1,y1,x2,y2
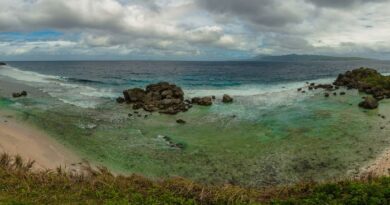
[
  {"x1": 184, "y1": 77, "x2": 334, "y2": 98},
  {"x1": 0, "y1": 66, "x2": 117, "y2": 108}
]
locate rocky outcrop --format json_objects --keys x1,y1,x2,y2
[
  {"x1": 222, "y1": 94, "x2": 233, "y2": 103},
  {"x1": 0, "y1": 62, "x2": 6, "y2": 66},
  {"x1": 334, "y1": 68, "x2": 390, "y2": 100},
  {"x1": 359, "y1": 96, "x2": 378, "y2": 109},
  {"x1": 191, "y1": 97, "x2": 212, "y2": 106},
  {"x1": 12, "y1": 91, "x2": 27, "y2": 98},
  {"x1": 333, "y1": 68, "x2": 390, "y2": 109},
  {"x1": 122, "y1": 82, "x2": 189, "y2": 115}
]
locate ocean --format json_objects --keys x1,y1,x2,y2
[{"x1": 0, "y1": 60, "x2": 390, "y2": 187}]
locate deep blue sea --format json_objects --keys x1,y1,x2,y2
[{"x1": 1, "y1": 60, "x2": 390, "y2": 108}]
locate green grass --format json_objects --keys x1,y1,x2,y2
[{"x1": 0, "y1": 153, "x2": 390, "y2": 204}]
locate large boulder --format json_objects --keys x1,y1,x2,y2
[
  {"x1": 192, "y1": 97, "x2": 212, "y2": 106},
  {"x1": 0, "y1": 62, "x2": 6, "y2": 66},
  {"x1": 359, "y1": 96, "x2": 378, "y2": 109},
  {"x1": 222, "y1": 94, "x2": 233, "y2": 103},
  {"x1": 121, "y1": 82, "x2": 188, "y2": 115}
]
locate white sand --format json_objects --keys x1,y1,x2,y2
[{"x1": 0, "y1": 111, "x2": 82, "y2": 170}]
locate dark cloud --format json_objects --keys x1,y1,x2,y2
[
  {"x1": 306, "y1": 0, "x2": 386, "y2": 8},
  {"x1": 197, "y1": 0, "x2": 305, "y2": 27}
]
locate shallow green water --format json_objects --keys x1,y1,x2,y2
[{"x1": 1, "y1": 88, "x2": 389, "y2": 187}]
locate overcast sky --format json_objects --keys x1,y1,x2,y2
[{"x1": 0, "y1": 0, "x2": 390, "y2": 60}]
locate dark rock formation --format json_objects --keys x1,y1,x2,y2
[
  {"x1": 192, "y1": 97, "x2": 212, "y2": 106},
  {"x1": 12, "y1": 91, "x2": 27, "y2": 98},
  {"x1": 176, "y1": 119, "x2": 186, "y2": 124},
  {"x1": 222, "y1": 94, "x2": 233, "y2": 103},
  {"x1": 116, "y1": 97, "x2": 125, "y2": 104},
  {"x1": 340, "y1": 92, "x2": 346, "y2": 95},
  {"x1": 0, "y1": 62, "x2": 6, "y2": 66},
  {"x1": 333, "y1": 68, "x2": 390, "y2": 109},
  {"x1": 334, "y1": 68, "x2": 390, "y2": 100},
  {"x1": 121, "y1": 82, "x2": 189, "y2": 115},
  {"x1": 359, "y1": 96, "x2": 378, "y2": 109},
  {"x1": 315, "y1": 84, "x2": 334, "y2": 91},
  {"x1": 324, "y1": 93, "x2": 330, "y2": 97}
]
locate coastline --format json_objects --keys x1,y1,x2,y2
[
  {"x1": 359, "y1": 147, "x2": 390, "y2": 178},
  {"x1": 0, "y1": 110, "x2": 83, "y2": 170}
]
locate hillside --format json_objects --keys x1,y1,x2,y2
[{"x1": 0, "y1": 153, "x2": 389, "y2": 205}]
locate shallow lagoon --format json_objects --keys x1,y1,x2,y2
[{"x1": 1, "y1": 81, "x2": 389, "y2": 187}]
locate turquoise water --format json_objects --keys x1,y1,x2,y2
[{"x1": 0, "y1": 61, "x2": 389, "y2": 187}]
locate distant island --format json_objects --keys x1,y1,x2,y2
[{"x1": 252, "y1": 54, "x2": 374, "y2": 62}]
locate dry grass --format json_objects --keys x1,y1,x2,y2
[{"x1": 0, "y1": 153, "x2": 389, "y2": 204}]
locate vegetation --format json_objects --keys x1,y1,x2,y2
[{"x1": 0, "y1": 153, "x2": 390, "y2": 204}]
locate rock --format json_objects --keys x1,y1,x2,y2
[
  {"x1": 315, "y1": 84, "x2": 334, "y2": 91},
  {"x1": 194, "y1": 97, "x2": 212, "y2": 106},
  {"x1": 132, "y1": 103, "x2": 143, "y2": 110},
  {"x1": 121, "y1": 82, "x2": 188, "y2": 114},
  {"x1": 0, "y1": 62, "x2": 6, "y2": 66},
  {"x1": 222, "y1": 94, "x2": 233, "y2": 103},
  {"x1": 123, "y1": 88, "x2": 146, "y2": 103},
  {"x1": 333, "y1": 92, "x2": 337, "y2": 96},
  {"x1": 324, "y1": 93, "x2": 330, "y2": 97},
  {"x1": 340, "y1": 92, "x2": 346, "y2": 95},
  {"x1": 176, "y1": 119, "x2": 186, "y2": 124},
  {"x1": 297, "y1": 88, "x2": 302, "y2": 92},
  {"x1": 12, "y1": 91, "x2": 27, "y2": 98},
  {"x1": 116, "y1": 97, "x2": 125, "y2": 104},
  {"x1": 212, "y1": 96, "x2": 216, "y2": 100},
  {"x1": 359, "y1": 96, "x2": 378, "y2": 109},
  {"x1": 12, "y1": 93, "x2": 22, "y2": 98}
]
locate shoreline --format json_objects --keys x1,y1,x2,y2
[
  {"x1": 359, "y1": 147, "x2": 390, "y2": 178},
  {"x1": 0, "y1": 110, "x2": 83, "y2": 171}
]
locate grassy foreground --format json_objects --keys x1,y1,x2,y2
[{"x1": 0, "y1": 154, "x2": 389, "y2": 204}]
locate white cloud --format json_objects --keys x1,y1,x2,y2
[{"x1": 0, "y1": 0, "x2": 390, "y2": 59}]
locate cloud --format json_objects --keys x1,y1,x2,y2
[
  {"x1": 305, "y1": 0, "x2": 387, "y2": 9},
  {"x1": 0, "y1": 0, "x2": 390, "y2": 60}
]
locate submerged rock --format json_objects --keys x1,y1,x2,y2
[
  {"x1": 222, "y1": 94, "x2": 233, "y2": 103},
  {"x1": 176, "y1": 119, "x2": 186, "y2": 124},
  {"x1": 359, "y1": 96, "x2": 378, "y2": 109},
  {"x1": 12, "y1": 91, "x2": 27, "y2": 98}
]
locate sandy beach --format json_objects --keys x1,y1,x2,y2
[{"x1": 0, "y1": 111, "x2": 82, "y2": 170}]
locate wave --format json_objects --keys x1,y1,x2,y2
[
  {"x1": 0, "y1": 66, "x2": 117, "y2": 108},
  {"x1": 0, "y1": 65, "x2": 337, "y2": 110}
]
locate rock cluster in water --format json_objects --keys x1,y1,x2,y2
[
  {"x1": 0, "y1": 62, "x2": 6, "y2": 66},
  {"x1": 333, "y1": 68, "x2": 390, "y2": 109},
  {"x1": 296, "y1": 68, "x2": 390, "y2": 109},
  {"x1": 117, "y1": 82, "x2": 235, "y2": 115}
]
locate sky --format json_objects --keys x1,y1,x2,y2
[{"x1": 0, "y1": 0, "x2": 390, "y2": 60}]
